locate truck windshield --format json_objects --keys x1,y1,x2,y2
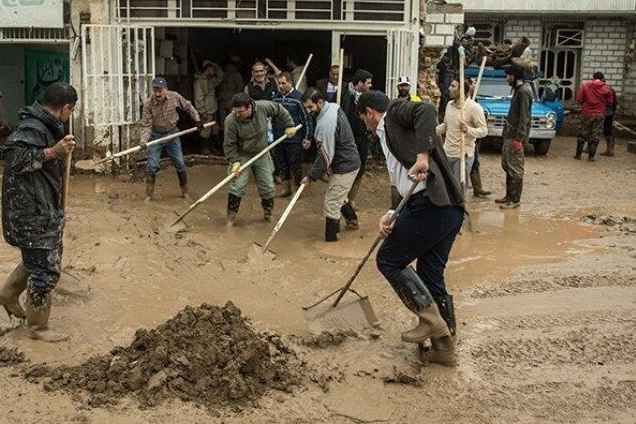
[{"x1": 476, "y1": 79, "x2": 513, "y2": 99}]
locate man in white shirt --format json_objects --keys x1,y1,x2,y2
[{"x1": 436, "y1": 78, "x2": 488, "y2": 189}]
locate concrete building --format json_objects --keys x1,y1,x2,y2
[{"x1": 463, "y1": 0, "x2": 636, "y2": 116}]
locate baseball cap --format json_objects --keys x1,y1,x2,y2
[
  {"x1": 397, "y1": 76, "x2": 411, "y2": 86},
  {"x1": 152, "y1": 77, "x2": 168, "y2": 88}
]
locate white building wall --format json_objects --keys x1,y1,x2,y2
[
  {"x1": 502, "y1": 18, "x2": 542, "y2": 59},
  {"x1": 581, "y1": 19, "x2": 629, "y2": 95},
  {"x1": 623, "y1": 27, "x2": 636, "y2": 116}
]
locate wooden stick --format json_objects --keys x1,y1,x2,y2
[
  {"x1": 95, "y1": 121, "x2": 216, "y2": 165},
  {"x1": 261, "y1": 183, "x2": 306, "y2": 253},
  {"x1": 472, "y1": 56, "x2": 488, "y2": 100},
  {"x1": 63, "y1": 147, "x2": 74, "y2": 210},
  {"x1": 336, "y1": 49, "x2": 345, "y2": 106},
  {"x1": 458, "y1": 46, "x2": 467, "y2": 192},
  {"x1": 615, "y1": 120, "x2": 636, "y2": 136},
  {"x1": 295, "y1": 54, "x2": 313, "y2": 91},
  {"x1": 170, "y1": 124, "x2": 303, "y2": 227}
]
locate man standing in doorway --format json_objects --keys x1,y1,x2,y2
[
  {"x1": 496, "y1": 63, "x2": 532, "y2": 209},
  {"x1": 301, "y1": 89, "x2": 360, "y2": 242},
  {"x1": 436, "y1": 78, "x2": 488, "y2": 188},
  {"x1": 575, "y1": 72, "x2": 613, "y2": 161},
  {"x1": 0, "y1": 82, "x2": 77, "y2": 342},
  {"x1": 396, "y1": 77, "x2": 422, "y2": 102},
  {"x1": 357, "y1": 90, "x2": 464, "y2": 366},
  {"x1": 194, "y1": 60, "x2": 223, "y2": 155},
  {"x1": 272, "y1": 72, "x2": 313, "y2": 197},
  {"x1": 316, "y1": 65, "x2": 342, "y2": 104},
  {"x1": 224, "y1": 93, "x2": 296, "y2": 226},
  {"x1": 342, "y1": 69, "x2": 373, "y2": 218},
  {"x1": 141, "y1": 77, "x2": 203, "y2": 202}
]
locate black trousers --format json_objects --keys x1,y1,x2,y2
[
  {"x1": 274, "y1": 142, "x2": 304, "y2": 185},
  {"x1": 377, "y1": 193, "x2": 463, "y2": 300}
]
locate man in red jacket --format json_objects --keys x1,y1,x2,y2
[{"x1": 575, "y1": 72, "x2": 613, "y2": 161}]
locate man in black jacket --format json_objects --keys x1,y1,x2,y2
[
  {"x1": 341, "y1": 69, "x2": 373, "y2": 222},
  {"x1": 357, "y1": 91, "x2": 464, "y2": 366},
  {"x1": 0, "y1": 82, "x2": 77, "y2": 343}
]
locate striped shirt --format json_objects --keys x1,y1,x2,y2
[{"x1": 141, "y1": 91, "x2": 200, "y2": 142}]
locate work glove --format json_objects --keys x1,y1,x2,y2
[
  {"x1": 195, "y1": 121, "x2": 205, "y2": 131},
  {"x1": 139, "y1": 141, "x2": 149, "y2": 150},
  {"x1": 285, "y1": 126, "x2": 298, "y2": 138},
  {"x1": 511, "y1": 139, "x2": 523, "y2": 153},
  {"x1": 230, "y1": 161, "x2": 241, "y2": 176}
]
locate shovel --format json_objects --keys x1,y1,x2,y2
[
  {"x1": 302, "y1": 180, "x2": 419, "y2": 333},
  {"x1": 249, "y1": 182, "x2": 306, "y2": 261}
]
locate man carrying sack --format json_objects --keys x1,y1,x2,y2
[
  {"x1": 357, "y1": 91, "x2": 464, "y2": 366},
  {"x1": 301, "y1": 89, "x2": 360, "y2": 242},
  {"x1": 224, "y1": 93, "x2": 296, "y2": 226},
  {"x1": 0, "y1": 82, "x2": 77, "y2": 343},
  {"x1": 141, "y1": 77, "x2": 203, "y2": 202}
]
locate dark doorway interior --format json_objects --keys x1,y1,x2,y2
[{"x1": 341, "y1": 35, "x2": 387, "y2": 92}]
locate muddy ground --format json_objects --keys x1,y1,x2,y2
[{"x1": 0, "y1": 135, "x2": 635, "y2": 423}]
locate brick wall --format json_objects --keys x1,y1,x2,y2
[
  {"x1": 581, "y1": 19, "x2": 628, "y2": 95},
  {"x1": 503, "y1": 18, "x2": 543, "y2": 61},
  {"x1": 621, "y1": 26, "x2": 636, "y2": 116}
]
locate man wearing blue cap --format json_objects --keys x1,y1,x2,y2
[{"x1": 141, "y1": 77, "x2": 203, "y2": 202}]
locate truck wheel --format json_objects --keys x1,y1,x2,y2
[{"x1": 533, "y1": 139, "x2": 552, "y2": 155}]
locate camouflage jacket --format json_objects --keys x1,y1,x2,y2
[{"x1": 1, "y1": 103, "x2": 65, "y2": 249}]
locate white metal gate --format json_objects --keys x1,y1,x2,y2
[
  {"x1": 539, "y1": 48, "x2": 578, "y2": 102},
  {"x1": 386, "y1": 29, "x2": 419, "y2": 99},
  {"x1": 81, "y1": 24, "x2": 155, "y2": 127}
]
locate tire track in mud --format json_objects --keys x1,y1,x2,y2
[{"x1": 454, "y1": 272, "x2": 636, "y2": 423}]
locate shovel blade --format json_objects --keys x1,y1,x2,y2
[
  {"x1": 303, "y1": 296, "x2": 379, "y2": 334},
  {"x1": 247, "y1": 243, "x2": 276, "y2": 262}
]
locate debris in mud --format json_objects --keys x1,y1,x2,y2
[
  {"x1": 28, "y1": 302, "x2": 304, "y2": 410},
  {"x1": 382, "y1": 366, "x2": 423, "y2": 387},
  {"x1": 293, "y1": 329, "x2": 359, "y2": 348},
  {"x1": 0, "y1": 346, "x2": 25, "y2": 367},
  {"x1": 583, "y1": 215, "x2": 636, "y2": 233}
]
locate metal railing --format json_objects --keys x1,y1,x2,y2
[
  {"x1": 117, "y1": 0, "x2": 409, "y2": 22},
  {"x1": 0, "y1": 26, "x2": 70, "y2": 43}
]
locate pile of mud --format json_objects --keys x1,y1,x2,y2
[
  {"x1": 32, "y1": 302, "x2": 302, "y2": 409},
  {"x1": 0, "y1": 346, "x2": 25, "y2": 367}
]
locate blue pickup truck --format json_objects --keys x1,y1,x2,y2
[{"x1": 466, "y1": 67, "x2": 565, "y2": 155}]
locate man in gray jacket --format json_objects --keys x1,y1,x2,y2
[
  {"x1": 224, "y1": 93, "x2": 296, "y2": 226},
  {"x1": 301, "y1": 89, "x2": 360, "y2": 242}
]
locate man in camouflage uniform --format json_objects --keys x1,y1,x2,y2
[
  {"x1": 495, "y1": 63, "x2": 532, "y2": 209},
  {"x1": 0, "y1": 82, "x2": 77, "y2": 343}
]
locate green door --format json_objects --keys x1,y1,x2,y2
[{"x1": 24, "y1": 48, "x2": 70, "y2": 106}]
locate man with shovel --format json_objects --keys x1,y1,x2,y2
[
  {"x1": 224, "y1": 93, "x2": 296, "y2": 226},
  {"x1": 356, "y1": 90, "x2": 464, "y2": 366},
  {"x1": 0, "y1": 82, "x2": 77, "y2": 342},
  {"x1": 301, "y1": 88, "x2": 360, "y2": 242},
  {"x1": 141, "y1": 77, "x2": 203, "y2": 202}
]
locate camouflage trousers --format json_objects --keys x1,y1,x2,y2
[
  {"x1": 501, "y1": 138, "x2": 525, "y2": 180},
  {"x1": 577, "y1": 115, "x2": 604, "y2": 156},
  {"x1": 20, "y1": 244, "x2": 63, "y2": 307}
]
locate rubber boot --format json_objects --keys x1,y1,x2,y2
[
  {"x1": 325, "y1": 218, "x2": 339, "y2": 242},
  {"x1": 261, "y1": 198, "x2": 274, "y2": 222},
  {"x1": 277, "y1": 180, "x2": 292, "y2": 198},
  {"x1": 434, "y1": 294, "x2": 456, "y2": 337},
  {"x1": 340, "y1": 202, "x2": 359, "y2": 230},
  {"x1": 588, "y1": 141, "x2": 598, "y2": 161},
  {"x1": 25, "y1": 291, "x2": 68, "y2": 343},
  {"x1": 144, "y1": 175, "x2": 156, "y2": 203},
  {"x1": 470, "y1": 170, "x2": 491, "y2": 198},
  {"x1": 500, "y1": 178, "x2": 521, "y2": 209},
  {"x1": 177, "y1": 171, "x2": 191, "y2": 201},
  {"x1": 574, "y1": 140, "x2": 584, "y2": 160},
  {"x1": 495, "y1": 174, "x2": 510, "y2": 204},
  {"x1": 600, "y1": 136, "x2": 615, "y2": 157},
  {"x1": 420, "y1": 336, "x2": 457, "y2": 367},
  {"x1": 0, "y1": 263, "x2": 28, "y2": 319},
  {"x1": 402, "y1": 302, "x2": 450, "y2": 344},
  {"x1": 227, "y1": 193, "x2": 241, "y2": 227}
]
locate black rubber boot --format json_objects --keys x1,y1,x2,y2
[
  {"x1": 145, "y1": 175, "x2": 156, "y2": 202},
  {"x1": 588, "y1": 141, "x2": 599, "y2": 161},
  {"x1": 500, "y1": 178, "x2": 521, "y2": 209},
  {"x1": 227, "y1": 193, "x2": 241, "y2": 226},
  {"x1": 325, "y1": 218, "x2": 339, "y2": 242},
  {"x1": 177, "y1": 171, "x2": 191, "y2": 201},
  {"x1": 261, "y1": 198, "x2": 274, "y2": 222},
  {"x1": 600, "y1": 137, "x2": 615, "y2": 157},
  {"x1": 495, "y1": 174, "x2": 510, "y2": 204},
  {"x1": 471, "y1": 169, "x2": 491, "y2": 198},
  {"x1": 0, "y1": 263, "x2": 28, "y2": 319},
  {"x1": 340, "y1": 202, "x2": 359, "y2": 230},
  {"x1": 574, "y1": 140, "x2": 584, "y2": 160},
  {"x1": 434, "y1": 294, "x2": 457, "y2": 337}
]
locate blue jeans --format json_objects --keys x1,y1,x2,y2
[
  {"x1": 376, "y1": 193, "x2": 463, "y2": 300},
  {"x1": 147, "y1": 130, "x2": 186, "y2": 176}
]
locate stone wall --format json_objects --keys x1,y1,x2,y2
[
  {"x1": 502, "y1": 18, "x2": 543, "y2": 62},
  {"x1": 581, "y1": 19, "x2": 629, "y2": 95},
  {"x1": 621, "y1": 26, "x2": 636, "y2": 116}
]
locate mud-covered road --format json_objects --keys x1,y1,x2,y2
[{"x1": 1, "y1": 136, "x2": 635, "y2": 423}]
